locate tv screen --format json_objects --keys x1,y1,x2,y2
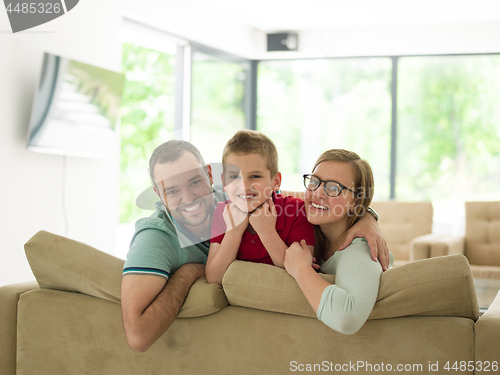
[{"x1": 27, "y1": 52, "x2": 124, "y2": 158}]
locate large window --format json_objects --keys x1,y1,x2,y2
[
  {"x1": 119, "y1": 22, "x2": 500, "y2": 241},
  {"x1": 120, "y1": 42, "x2": 176, "y2": 225},
  {"x1": 258, "y1": 58, "x2": 392, "y2": 200},
  {"x1": 119, "y1": 31, "x2": 253, "y2": 241},
  {"x1": 257, "y1": 54, "x2": 500, "y2": 233},
  {"x1": 190, "y1": 49, "x2": 249, "y2": 164},
  {"x1": 397, "y1": 55, "x2": 500, "y2": 230}
]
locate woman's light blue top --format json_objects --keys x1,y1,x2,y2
[{"x1": 317, "y1": 238, "x2": 393, "y2": 334}]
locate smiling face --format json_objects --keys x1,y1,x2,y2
[
  {"x1": 223, "y1": 153, "x2": 281, "y2": 213},
  {"x1": 153, "y1": 151, "x2": 214, "y2": 229},
  {"x1": 304, "y1": 161, "x2": 358, "y2": 227}
]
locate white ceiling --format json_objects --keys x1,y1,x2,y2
[
  {"x1": 122, "y1": 0, "x2": 500, "y2": 58},
  {"x1": 142, "y1": 0, "x2": 500, "y2": 31}
]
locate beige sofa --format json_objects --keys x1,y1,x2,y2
[{"x1": 1, "y1": 231, "x2": 500, "y2": 375}]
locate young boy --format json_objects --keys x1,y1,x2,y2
[{"x1": 205, "y1": 130, "x2": 315, "y2": 284}]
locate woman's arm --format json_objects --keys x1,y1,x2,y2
[
  {"x1": 317, "y1": 242, "x2": 382, "y2": 334},
  {"x1": 284, "y1": 241, "x2": 328, "y2": 310},
  {"x1": 285, "y1": 239, "x2": 382, "y2": 335}
]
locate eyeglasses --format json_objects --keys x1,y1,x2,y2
[{"x1": 303, "y1": 174, "x2": 356, "y2": 197}]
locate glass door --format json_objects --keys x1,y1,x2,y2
[{"x1": 189, "y1": 45, "x2": 253, "y2": 165}]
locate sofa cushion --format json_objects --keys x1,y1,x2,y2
[
  {"x1": 223, "y1": 254, "x2": 479, "y2": 321},
  {"x1": 176, "y1": 278, "x2": 227, "y2": 318},
  {"x1": 222, "y1": 262, "x2": 335, "y2": 318},
  {"x1": 372, "y1": 253, "x2": 478, "y2": 320},
  {"x1": 24, "y1": 230, "x2": 227, "y2": 317}
]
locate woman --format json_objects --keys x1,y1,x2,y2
[{"x1": 284, "y1": 149, "x2": 391, "y2": 334}]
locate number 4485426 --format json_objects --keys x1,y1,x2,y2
[{"x1": 5, "y1": 3, "x2": 62, "y2": 14}]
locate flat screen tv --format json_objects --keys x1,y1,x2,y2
[{"x1": 27, "y1": 52, "x2": 125, "y2": 158}]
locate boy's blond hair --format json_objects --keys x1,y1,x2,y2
[{"x1": 222, "y1": 130, "x2": 279, "y2": 177}]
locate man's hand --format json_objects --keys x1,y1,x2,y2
[
  {"x1": 223, "y1": 203, "x2": 249, "y2": 234},
  {"x1": 121, "y1": 263, "x2": 205, "y2": 352},
  {"x1": 248, "y1": 197, "x2": 277, "y2": 236},
  {"x1": 339, "y1": 214, "x2": 390, "y2": 271}
]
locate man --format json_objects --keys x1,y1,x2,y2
[
  {"x1": 121, "y1": 139, "x2": 389, "y2": 352},
  {"x1": 121, "y1": 140, "x2": 222, "y2": 352}
]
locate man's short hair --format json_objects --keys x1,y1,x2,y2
[
  {"x1": 149, "y1": 140, "x2": 207, "y2": 185},
  {"x1": 222, "y1": 130, "x2": 279, "y2": 177}
]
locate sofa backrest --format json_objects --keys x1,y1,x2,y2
[
  {"x1": 24, "y1": 231, "x2": 227, "y2": 318},
  {"x1": 223, "y1": 254, "x2": 479, "y2": 321},
  {"x1": 465, "y1": 201, "x2": 500, "y2": 266},
  {"x1": 24, "y1": 230, "x2": 479, "y2": 324},
  {"x1": 371, "y1": 201, "x2": 433, "y2": 262},
  {"x1": 25, "y1": 231, "x2": 124, "y2": 303}
]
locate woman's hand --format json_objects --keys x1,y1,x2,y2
[
  {"x1": 284, "y1": 240, "x2": 325, "y2": 314},
  {"x1": 284, "y1": 240, "x2": 317, "y2": 279},
  {"x1": 339, "y1": 213, "x2": 390, "y2": 271}
]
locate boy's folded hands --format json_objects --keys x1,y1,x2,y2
[
  {"x1": 248, "y1": 197, "x2": 278, "y2": 236},
  {"x1": 223, "y1": 203, "x2": 249, "y2": 234},
  {"x1": 222, "y1": 197, "x2": 279, "y2": 238}
]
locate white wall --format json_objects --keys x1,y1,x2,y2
[
  {"x1": 122, "y1": 0, "x2": 258, "y2": 59},
  {"x1": 0, "y1": 0, "x2": 122, "y2": 286}
]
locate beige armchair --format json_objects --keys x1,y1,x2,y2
[
  {"x1": 412, "y1": 201, "x2": 500, "y2": 308},
  {"x1": 370, "y1": 201, "x2": 434, "y2": 266}
]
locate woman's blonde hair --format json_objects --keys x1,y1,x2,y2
[{"x1": 311, "y1": 149, "x2": 374, "y2": 261}]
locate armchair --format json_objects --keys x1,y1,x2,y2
[
  {"x1": 411, "y1": 201, "x2": 500, "y2": 308},
  {"x1": 370, "y1": 201, "x2": 434, "y2": 266}
]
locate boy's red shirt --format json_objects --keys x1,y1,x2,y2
[{"x1": 210, "y1": 193, "x2": 315, "y2": 265}]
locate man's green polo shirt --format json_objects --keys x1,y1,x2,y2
[{"x1": 123, "y1": 197, "x2": 219, "y2": 280}]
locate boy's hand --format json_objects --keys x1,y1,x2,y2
[
  {"x1": 248, "y1": 197, "x2": 277, "y2": 236},
  {"x1": 223, "y1": 203, "x2": 249, "y2": 234}
]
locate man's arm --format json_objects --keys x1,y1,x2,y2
[{"x1": 121, "y1": 263, "x2": 205, "y2": 352}]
